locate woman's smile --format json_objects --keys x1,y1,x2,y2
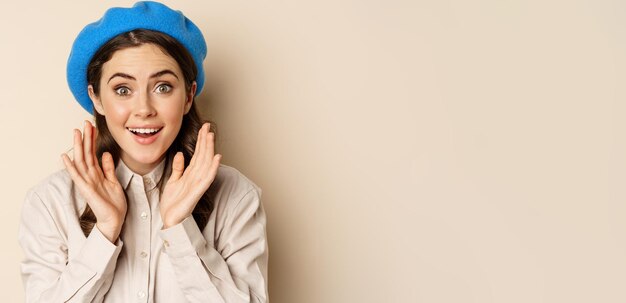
[{"x1": 127, "y1": 126, "x2": 163, "y2": 144}]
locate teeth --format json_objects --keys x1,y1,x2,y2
[{"x1": 128, "y1": 127, "x2": 161, "y2": 134}]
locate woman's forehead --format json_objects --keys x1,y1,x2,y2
[{"x1": 102, "y1": 44, "x2": 182, "y2": 78}]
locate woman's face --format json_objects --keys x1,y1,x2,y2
[{"x1": 88, "y1": 43, "x2": 196, "y2": 175}]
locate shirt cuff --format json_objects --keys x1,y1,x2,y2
[
  {"x1": 74, "y1": 225, "x2": 124, "y2": 276},
  {"x1": 159, "y1": 216, "x2": 207, "y2": 258}
]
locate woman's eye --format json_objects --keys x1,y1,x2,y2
[
  {"x1": 114, "y1": 87, "x2": 131, "y2": 96},
  {"x1": 156, "y1": 84, "x2": 172, "y2": 94}
]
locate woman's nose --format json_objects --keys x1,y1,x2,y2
[{"x1": 134, "y1": 91, "x2": 156, "y2": 117}]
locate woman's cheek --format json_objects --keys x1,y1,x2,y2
[
  {"x1": 112, "y1": 105, "x2": 130, "y2": 118},
  {"x1": 103, "y1": 100, "x2": 132, "y2": 119}
]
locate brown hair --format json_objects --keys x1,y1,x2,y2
[{"x1": 79, "y1": 29, "x2": 216, "y2": 236}]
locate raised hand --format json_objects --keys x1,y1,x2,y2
[
  {"x1": 61, "y1": 121, "x2": 127, "y2": 243},
  {"x1": 160, "y1": 122, "x2": 222, "y2": 228}
]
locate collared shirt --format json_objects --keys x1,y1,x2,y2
[{"x1": 18, "y1": 156, "x2": 268, "y2": 303}]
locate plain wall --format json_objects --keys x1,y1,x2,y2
[{"x1": 1, "y1": 0, "x2": 625, "y2": 302}]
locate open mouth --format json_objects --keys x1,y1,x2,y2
[{"x1": 127, "y1": 127, "x2": 163, "y2": 138}]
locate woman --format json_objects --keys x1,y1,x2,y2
[{"x1": 18, "y1": 2, "x2": 268, "y2": 302}]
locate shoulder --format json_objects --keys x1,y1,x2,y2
[
  {"x1": 24, "y1": 168, "x2": 80, "y2": 212},
  {"x1": 210, "y1": 164, "x2": 263, "y2": 218},
  {"x1": 20, "y1": 169, "x2": 80, "y2": 237},
  {"x1": 27, "y1": 168, "x2": 73, "y2": 198},
  {"x1": 212, "y1": 164, "x2": 261, "y2": 199}
]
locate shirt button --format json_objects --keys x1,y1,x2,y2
[
  {"x1": 140, "y1": 212, "x2": 148, "y2": 220},
  {"x1": 140, "y1": 251, "x2": 148, "y2": 258},
  {"x1": 137, "y1": 291, "x2": 146, "y2": 298},
  {"x1": 143, "y1": 176, "x2": 153, "y2": 188},
  {"x1": 163, "y1": 240, "x2": 170, "y2": 247}
]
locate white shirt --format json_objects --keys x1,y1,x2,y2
[{"x1": 18, "y1": 156, "x2": 268, "y2": 302}]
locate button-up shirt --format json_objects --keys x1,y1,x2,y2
[{"x1": 18, "y1": 156, "x2": 268, "y2": 302}]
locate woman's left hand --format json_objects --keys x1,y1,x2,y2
[{"x1": 160, "y1": 122, "x2": 222, "y2": 228}]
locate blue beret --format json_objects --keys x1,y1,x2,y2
[{"x1": 66, "y1": 1, "x2": 207, "y2": 114}]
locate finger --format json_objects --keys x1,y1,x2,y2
[
  {"x1": 61, "y1": 153, "x2": 87, "y2": 187},
  {"x1": 206, "y1": 130, "x2": 215, "y2": 159},
  {"x1": 83, "y1": 121, "x2": 94, "y2": 168},
  {"x1": 207, "y1": 154, "x2": 222, "y2": 183},
  {"x1": 202, "y1": 130, "x2": 216, "y2": 173},
  {"x1": 170, "y1": 152, "x2": 185, "y2": 181},
  {"x1": 73, "y1": 129, "x2": 87, "y2": 174},
  {"x1": 197, "y1": 123, "x2": 211, "y2": 164},
  {"x1": 92, "y1": 126, "x2": 103, "y2": 173},
  {"x1": 101, "y1": 152, "x2": 118, "y2": 184},
  {"x1": 190, "y1": 123, "x2": 208, "y2": 168}
]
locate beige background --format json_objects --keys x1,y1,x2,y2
[{"x1": 1, "y1": 0, "x2": 625, "y2": 302}]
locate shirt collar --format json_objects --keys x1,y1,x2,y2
[{"x1": 115, "y1": 156, "x2": 167, "y2": 191}]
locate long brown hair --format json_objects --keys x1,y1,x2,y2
[{"x1": 79, "y1": 29, "x2": 216, "y2": 236}]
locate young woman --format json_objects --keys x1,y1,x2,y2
[{"x1": 18, "y1": 2, "x2": 268, "y2": 302}]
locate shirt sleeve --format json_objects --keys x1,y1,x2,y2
[
  {"x1": 18, "y1": 189, "x2": 124, "y2": 303},
  {"x1": 159, "y1": 188, "x2": 269, "y2": 303}
]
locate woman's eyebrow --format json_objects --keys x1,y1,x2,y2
[
  {"x1": 107, "y1": 72, "x2": 134, "y2": 84},
  {"x1": 150, "y1": 69, "x2": 179, "y2": 80},
  {"x1": 107, "y1": 69, "x2": 179, "y2": 84}
]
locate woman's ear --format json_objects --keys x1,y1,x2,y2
[
  {"x1": 184, "y1": 81, "x2": 197, "y2": 114},
  {"x1": 88, "y1": 85, "x2": 105, "y2": 115}
]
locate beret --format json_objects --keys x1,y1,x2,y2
[{"x1": 66, "y1": 1, "x2": 207, "y2": 114}]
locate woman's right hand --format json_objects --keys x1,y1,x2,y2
[{"x1": 61, "y1": 120, "x2": 127, "y2": 243}]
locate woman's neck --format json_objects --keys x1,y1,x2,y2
[{"x1": 120, "y1": 154, "x2": 166, "y2": 176}]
